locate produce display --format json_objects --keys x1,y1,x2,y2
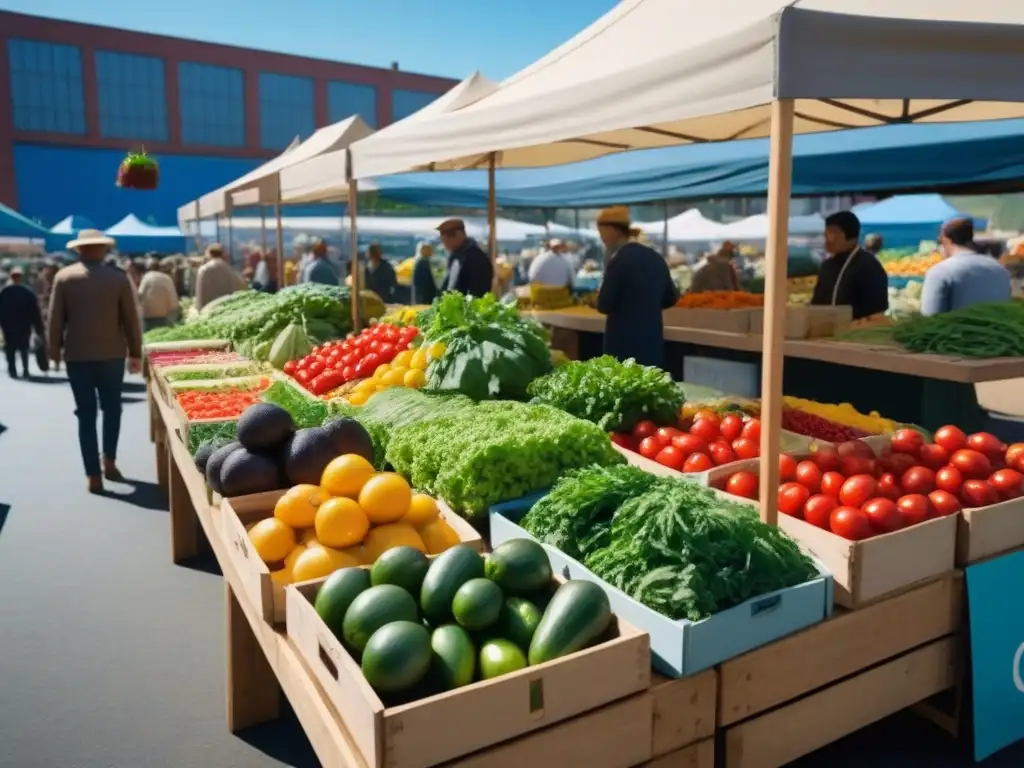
[
  {"x1": 309, "y1": 540, "x2": 614, "y2": 703},
  {"x1": 248, "y1": 455, "x2": 465, "y2": 586},
  {"x1": 519, "y1": 465, "x2": 818, "y2": 622},
  {"x1": 148, "y1": 349, "x2": 243, "y2": 368},
  {"x1": 716, "y1": 429, "x2": 1024, "y2": 540},
  {"x1": 187, "y1": 420, "x2": 238, "y2": 455},
  {"x1": 879, "y1": 248, "x2": 941, "y2": 277},
  {"x1": 261, "y1": 379, "x2": 329, "y2": 428},
  {"x1": 676, "y1": 291, "x2": 764, "y2": 309},
  {"x1": 781, "y1": 397, "x2": 899, "y2": 436},
  {"x1": 163, "y1": 362, "x2": 267, "y2": 382},
  {"x1": 527, "y1": 356, "x2": 684, "y2": 432},
  {"x1": 613, "y1": 412, "x2": 764, "y2": 473},
  {"x1": 174, "y1": 377, "x2": 272, "y2": 420}
]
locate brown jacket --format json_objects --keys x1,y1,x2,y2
[{"x1": 48, "y1": 262, "x2": 143, "y2": 362}]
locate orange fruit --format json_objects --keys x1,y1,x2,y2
[
  {"x1": 300, "y1": 528, "x2": 322, "y2": 548},
  {"x1": 401, "y1": 493, "x2": 440, "y2": 526},
  {"x1": 315, "y1": 497, "x2": 370, "y2": 549},
  {"x1": 321, "y1": 454, "x2": 375, "y2": 498},
  {"x1": 248, "y1": 518, "x2": 296, "y2": 564},
  {"x1": 291, "y1": 546, "x2": 360, "y2": 582},
  {"x1": 274, "y1": 484, "x2": 328, "y2": 528},
  {"x1": 363, "y1": 523, "x2": 425, "y2": 562},
  {"x1": 417, "y1": 517, "x2": 461, "y2": 555},
  {"x1": 358, "y1": 472, "x2": 413, "y2": 524},
  {"x1": 284, "y1": 544, "x2": 306, "y2": 572},
  {"x1": 270, "y1": 566, "x2": 294, "y2": 587}
]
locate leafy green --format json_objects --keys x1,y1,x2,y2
[
  {"x1": 527, "y1": 356, "x2": 684, "y2": 432},
  {"x1": 187, "y1": 420, "x2": 238, "y2": 455},
  {"x1": 164, "y1": 363, "x2": 265, "y2": 382},
  {"x1": 261, "y1": 380, "x2": 328, "y2": 429}
]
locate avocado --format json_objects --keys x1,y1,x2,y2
[
  {"x1": 321, "y1": 417, "x2": 374, "y2": 465},
  {"x1": 205, "y1": 440, "x2": 241, "y2": 494},
  {"x1": 194, "y1": 437, "x2": 230, "y2": 475},
  {"x1": 285, "y1": 427, "x2": 339, "y2": 486},
  {"x1": 236, "y1": 403, "x2": 296, "y2": 453},
  {"x1": 219, "y1": 448, "x2": 285, "y2": 497}
]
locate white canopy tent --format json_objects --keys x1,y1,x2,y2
[
  {"x1": 635, "y1": 209, "x2": 726, "y2": 243},
  {"x1": 105, "y1": 214, "x2": 185, "y2": 239},
  {"x1": 225, "y1": 214, "x2": 548, "y2": 243},
  {"x1": 340, "y1": 0, "x2": 1024, "y2": 524},
  {"x1": 718, "y1": 212, "x2": 825, "y2": 242}
]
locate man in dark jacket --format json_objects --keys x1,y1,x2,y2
[
  {"x1": 0, "y1": 267, "x2": 43, "y2": 377},
  {"x1": 438, "y1": 219, "x2": 494, "y2": 297},
  {"x1": 595, "y1": 206, "x2": 678, "y2": 369},
  {"x1": 411, "y1": 243, "x2": 438, "y2": 305},
  {"x1": 811, "y1": 211, "x2": 889, "y2": 320},
  {"x1": 364, "y1": 242, "x2": 398, "y2": 301}
]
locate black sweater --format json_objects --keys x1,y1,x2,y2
[{"x1": 810, "y1": 248, "x2": 889, "y2": 320}]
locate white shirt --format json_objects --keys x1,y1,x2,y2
[
  {"x1": 138, "y1": 270, "x2": 179, "y2": 318},
  {"x1": 528, "y1": 250, "x2": 575, "y2": 287}
]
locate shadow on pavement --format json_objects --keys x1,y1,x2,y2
[
  {"x1": 0, "y1": 503, "x2": 9, "y2": 536},
  {"x1": 99, "y1": 479, "x2": 168, "y2": 512},
  {"x1": 0, "y1": 422, "x2": 6, "y2": 438},
  {"x1": 235, "y1": 700, "x2": 320, "y2": 768},
  {"x1": 22, "y1": 374, "x2": 69, "y2": 385},
  {"x1": 121, "y1": 395, "x2": 146, "y2": 405},
  {"x1": 122, "y1": 381, "x2": 147, "y2": 394},
  {"x1": 177, "y1": 549, "x2": 223, "y2": 577}
]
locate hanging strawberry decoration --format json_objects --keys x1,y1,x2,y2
[{"x1": 116, "y1": 149, "x2": 159, "y2": 190}]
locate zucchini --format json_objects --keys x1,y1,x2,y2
[{"x1": 528, "y1": 580, "x2": 612, "y2": 666}]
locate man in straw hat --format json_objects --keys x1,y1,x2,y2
[
  {"x1": 48, "y1": 229, "x2": 142, "y2": 493},
  {"x1": 195, "y1": 243, "x2": 246, "y2": 311},
  {"x1": 594, "y1": 206, "x2": 678, "y2": 369}
]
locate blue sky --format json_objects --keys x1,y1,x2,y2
[{"x1": 4, "y1": 0, "x2": 619, "y2": 79}]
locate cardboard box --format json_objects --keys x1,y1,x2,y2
[{"x1": 663, "y1": 307, "x2": 755, "y2": 334}]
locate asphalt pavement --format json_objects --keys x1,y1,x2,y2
[{"x1": 0, "y1": 364, "x2": 1018, "y2": 767}]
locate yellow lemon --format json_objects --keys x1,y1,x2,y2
[
  {"x1": 301, "y1": 528, "x2": 322, "y2": 548},
  {"x1": 381, "y1": 368, "x2": 407, "y2": 387},
  {"x1": 418, "y1": 517, "x2": 461, "y2": 555},
  {"x1": 291, "y1": 546, "x2": 360, "y2": 582},
  {"x1": 315, "y1": 497, "x2": 370, "y2": 548},
  {"x1": 248, "y1": 518, "x2": 296, "y2": 564},
  {"x1": 358, "y1": 472, "x2": 413, "y2": 524},
  {"x1": 393, "y1": 350, "x2": 414, "y2": 368},
  {"x1": 363, "y1": 523, "x2": 426, "y2": 562},
  {"x1": 321, "y1": 454, "x2": 376, "y2": 497},
  {"x1": 427, "y1": 341, "x2": 446, "y2": 360},
  {"x1": 274, "y1": 484, "x2": 328, "y2": 528},
  {"x1": 342, "y1": 544, "x2": 370, "y2": 564},
  {"x1": 374, "y1": 363, "x2": 392, "y2": 378},
  {"x1": 284, "y1": 543, "x2": 307, "y2": 572},
  {"x1": 376, "y1": 383, "x2": 390, "y2": 392},
  {"x1": 353, "y1": 378, "x2": 377, "y2": 394},
  {"x1": 401, "y1": 492, "x2": 440, "y2": 526},
  {"x1": 270, "y1": 566, "x2": 294, "y2": 587},
  {"x1": 347, "y1": 391, "x2": 370, "y2": 406},
  {"x1": 403, "y1": 368, "x2": 426, "y2": 389},
  {"x1": 410, "y1": 347, "x2": 429, "y2": 370}
]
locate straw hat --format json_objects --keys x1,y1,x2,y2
[
  {"x1": 597, "y1": 206, "x2": 631, "y2": 227},
  {"x1": 67, "y1": 229, "x2": 115, "y2": 251},
  {"x1": 205, "y1": 243, "x2": 225, "y2": 258}
]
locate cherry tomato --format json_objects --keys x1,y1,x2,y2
[
  {"x1": 655, "y1": 445, "x2": 686, "y2": 471},
  {"x1": 967, "y1": 432, "x2": 1006, "y2": 461},
  {"x1": 732, "y1": 438, "x2": 759, "y2": 460},
  {"x1": 863, "y1": 498, "x2": 903, "y2": 533},
  {"x1": 708, "y1": 441, "x2": 737, "y2": 466},
  {"x1": 693, "y1": 409, "x2": 721, "y2": 426},
  {"x1": 914, "y1": 443, "x2": 948, "y2": 471},
  {"x1": 875, "y1": 472, "x2": 902, "y2": 501},
  {"x1": 935, "y1": 465, "x2": 963, "y2": 494},
  {"x1": 656, "y1": 427, "x2": 682, "y2": 446},
  {"x1": 897, "y1": 494, "x2": 931, "y2": 526},
  {"x1": 990, "y1": 468, "x2": 1024, "y2": 498},
  {"x1": 812, "y1": 445, "x2": 840, "y2": 472},
  {"x1": 342, "y1": 351, "x2": 359, "y2": 366},
  {"x1": 840, "y1": 454, "x2": 875, "y2": 478},
  {"x1": 950, "y1": 449, "x2": 992, "y2": 479},
  {"x1": 961, "y1": 479, "x2": 999, "y2": 508},
  {"x1": 901, "y1": 466, "x2": 936, "y2": 495},
  {"x1": 820, "y1": 471, "x2": 846, "y2": 498},
  {"x1": 838, "y1": 440, "x2": 875, "y2": 460},
  {"x1": 779, "y1": 482, "x2": 811, "y2": 518},
  {"x1": 690, "y1": 418, "x2": 721, "y2": 443},
  {"x1": 741, "y1": 418, "x2": 761, "y2": 442},
  {"x1": 295, "y1": 369, "x2": 312, "y2": 383},
  {"x1": 839, "y1": 474, "x2": 877, "y2": 508},
  {"x1": 638, "y1": 436, "x2": 662, "y2": 460},
  {"x1": 282, "y1": 360, "x2": 297, "y2": 374},
  {"x1": 830, "y1": 506, "x2": 873, "y2": 540},
  {"x1": 879, "y1": 451, "x2": 916, "y2": 477},
  {"x1": 889, "y1": 429, "x2": 925, "y2": 457},
  {"x1": 803, "y1": 494, "x2": 837, "y2": 530},
  {"x1": 632, "y1": 420, "x2": 657, "y2": 440},
  {"x1": 1005, "y1": 443, "x2": 1024, "y2": 469},
  {"x1": 934, "y1": 425, "x2": 968, "y2": 454},
  {"x1": 779, "y1": 454, "x2": 798, "y2": 482},
  {"x1": 400, "y1": 326, "x2": 419, "y2": 341},
  {"x1": 927, "y1": 490, "x2": 962, "y2": 517},
  {"x1": 683, "y1": 453, "x2": 715, "y2": 473},
  {"x1": 671, "y1": 433, "x2": 708, "y2": 456},
  {"x1": 726, "y1": 471, "x2": 759, "y2": 500},
  {"x1": 342, "y1": 365, "x2": 356, "y2": 382},
  {"x1": 377, "y1": 343, "x2": 397, "y2": 362},
  {"x1": 384, "y1": 328, "x2": 401, "y2": 343},
  {"x1": 795, "y1": 460, "x2": 823, "y2": 494},
  {"x1": 719, "y1": 413, "x2": 744, "y2": 442},
  {"x1": 609, "y1": 433, "x2": 636, "y2": 451}
]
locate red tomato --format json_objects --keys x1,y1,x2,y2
[
  {"x1": 950, "y1": 449, "x2": 992, "y2": 479},
  {"x1": 690, "y1": 418, "x2": 721, "y2": 443},
  {"x1": 927, "y1": 490, "x2": 962, "y2": 517},
  {"x1": 732, "y1": 438, "x2": 759, "y2": 460},
  {"x1": 341, "y1": 365, "x2": 356, "y2": 382},
  {"x1": 368, "y1": 339, "x2": 383, "y2": 354},
  {"x1": 897, "y1": 494, "x2": 931, "y2": 527},
  {"x1": 282, "y1": 360, "x2": 297, "y2": 374},
  {"x1": 1005, "y1": 443, "x2": 1024, "y2": 469},
  {"x1": 935, "y1": 465, "x2": 963, "y2": 494},
  {"x1": 384, "y1": 328, "x2": 401, "y2": 343},
  {"x1": 693, "y1": 410, "x2": 721, "y2": 427},
  {"x1": 889, "y1": 429, "x2": 925, "y2": 457},
  {"x1": 990, "y1": 468, "x2": 1024, "y2": 498},
  {"x1": 967, "y1": 432, "x2": 1007, "y2": 461},
  {"x1": 779, "y1": 453, "x2": 798, "y2": 482},
  {"x1": 609, "y1": 433, "x2": 636, "y2": 451},
  {"x1": 726, "y1": 471, "x2": 759, "y2": 500},
  {"x1": 638, "y1": 436, "x2": 662, "y2": 460},
  {"x1": 812, "y1": 445, "x2": 840, "y2": 472},
  {"x1": 295, "y1": 369, "x2": 312, "y2": 383},
  {"x1": 683, "y1": 453, "x2": 715, "y2": 473},
  {"x1": 916, "y1": 443, "x2": 949, "y2": 470},
  {"x1": 961, "y1": 479, "x2": 999, "y2": 508},
  {"x1": 803, "y1": 494, "x2": 837, "y2": 530},
  {"x1": 880, "y1": 451, "x2": 917, "y2": 477},
  {"x1": 377, "y1": 343, "x2": 397, "y2": 362},
  {"x1": 632, "y1": 420, "x2": 657, "y2": 440},
  {"x1": 656, "y1": 427, "x2": 682, "y2": 446},
  {"x1": 671, "y1": 433, "x2": 709, "y2": 456},
  {"x1": 741, "y1": 418, "x2": 761, "y2": 442},
  {"x1": 719, "y1": 413, "x2": 744, "y2": 442},
  {"x1": 655, "y1": 446, "x2": 686, "y2": 471},
  {"x1": 838, "y1": 440, "x2": 875, "y2": 460},
  {"x1": 778, "y1": 482, "x2": 811, "y2": 518},
  {"x1": 820, "y1": 471, "x2": 846, "y2": 498},
  {"x1": 840, "y1": 454, "x2": 876, "y2": 478},
  {"x1": 830, "y1": 506, "x2": 873, "y2": 540},
  {"x1": 307, "y1": 360, "x2": 325, "y2": 376},
  {"x1": 839, "y1": 474, "x2": 877, "y2": 508},
  {"x1": 709, "y1": 441, "x2": 737, "y2": 466},
  {"x1": 934, "y1": 425, "x2": 968, "y2": 454},
  {"x1": 400, "y1": 326, "x2": 419, "y2": 341},
  {"x1": 875, "y1": 472, "x2": 902, "y2": 501},
  {"x1": 795, "y1": 461, "x2": 823, "y2": 494},
  {"x1": 863, "y1": 498, "x2": 904, "y2": 534},
  {"x1": 900, "y1": 466, "x2": 936, "y2": 495}
]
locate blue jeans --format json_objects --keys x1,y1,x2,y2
[{"x1": 66, "y1": 359, "x2": 125, "y2": 477}]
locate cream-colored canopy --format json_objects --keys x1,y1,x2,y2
[{"x1": 350, "y1": 0, "x2": 1024, "y2": 179}]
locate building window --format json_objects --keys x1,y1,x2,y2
[
  {"x1": 392, "y1": 89, "x2": 439, "y2": 122},
  {"x1": 7, "y1": 39, "x2": 86, "y2": 134},
  {"x1": 327, "y1": 81, "x2": 377, "y2": 128},
  {"x1": 259, "y1": 73, "x2": 314, "y2": 150},
  {"x1": 179, "y1": 62, "x2": 245, "y2": 146},
  {"x1": 95, "y1": 51, "x2": 168, "y2": 141}
]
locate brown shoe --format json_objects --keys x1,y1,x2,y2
[
  {"x1": 102, "y1": 458, "x2": 125, "y2": 482},
  {"x1": 87, "y1": 476, "x2": 103, "y2": 494}
]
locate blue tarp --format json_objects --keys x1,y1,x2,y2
[
  {"x1": 855, "y1": 194, "x2": 987, "y2": 248},
  {"x1": 0, "y1": 202, "x2": 60, "y2": 249}
]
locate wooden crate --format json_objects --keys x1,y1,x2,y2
[
  {"x1": 663, "y1": 308, "x2": 755, "y2": 334},
  {"x1": 956, "y1": 496, "x2": 1024, "y2": 565},
  {"x1": 750, "y1": 306, "x2": 852, "y2": 339},
  {"x1": 717, "y1": 576, "x2": 962, "y2": 768},
  {"x1": 649, "y1": 670, "x2": 716, "y2": 759},
  {"x1": 219, "y1": 491, "x2": 484, "y2": 624},
  {"x1": 286, "y1": 578, "x2": 652, "y2": 768},
  {"x1": 646, "y1": 738, "x2": 714, "y2": 768}
]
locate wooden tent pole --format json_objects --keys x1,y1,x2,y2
[
  {"x1": 349, "y1": 176, "x2": 361, "y2": 331},
  {"x1": 488, "y1": 152, "x2": 498, "y2": 295},
  {"x1": 260, "y1": 207, "x2": 267, "y2": 255},
  {"x1": 274, "y1": 197, "x2": 284, "y2": 288},
  {"x1": 758, "y1": 99, "x2": 796, "y2": 526}
]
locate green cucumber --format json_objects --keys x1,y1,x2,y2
[
  {"x1": 499, "y1": 597, "x2": 543, "y2": 652},
  {"x1": 429, "y1": 625, "x2": 476, "y2": 690},
  {"x1": 371, "y1": 546, "x2": 430, "y2": 595},
  {"x1": 452, "y1": 578, "x2": 504, "y2": 631},
  {"x1": 528, "y1": 580, "x2": 612, "y2": 666},
  {"x1": 342, "y1": 585, "x2": 419, "y2": 654},
  {"x1": 420, "y1": 545, "x2": 485, "y2": 625},
  {"x1": 314, "y1": 567, "x2": 372, "y2": 637},
  {"x1": 484, "y1": 539, "x2": 552, "y2": 596},
  {"x1": 361, "y1": 621, "x2": 432, "y2": 693}
]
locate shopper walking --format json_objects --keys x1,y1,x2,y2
[
  {"x1": 47, "y1": 230, "x2": 142, "y2": 493},
  {"x1": 301, "y1": 239, "x2": 339, "y2": 286},
  {"x1": 194, "y1": 243, "x2": 246, "y2": 311},
  {"x1": 0, "y1": 266, "x2": 44, "y2": 378},
  {"x1": 138, "y1": 257, "x2": 180, "y2": 331}
]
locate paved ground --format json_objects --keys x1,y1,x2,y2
[{"x1": 0, "y1": 364, "x2": 1019, "y2": 767}]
